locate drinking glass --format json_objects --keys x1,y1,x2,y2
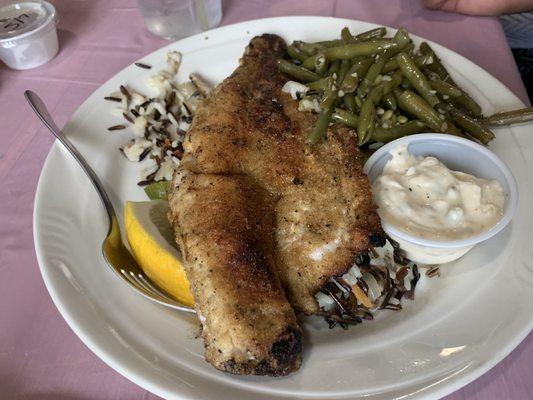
[{"x1": 136, "y1": 0, "x2": 222, "y2": 40}]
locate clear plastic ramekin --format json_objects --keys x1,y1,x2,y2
[
  {"x1": 0, "y1": 1, "x2": 58, "y2": 70},
  {"x1": 364, "y1": 134, "x2": 519, "y2": 264}
]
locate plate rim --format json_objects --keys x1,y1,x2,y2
[{"x1": 33, "y1": 15, "x2": 533, "y2": 400}]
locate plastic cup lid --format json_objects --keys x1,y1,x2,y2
[{"x1": 0, "y1": 1, "x2": 56, "y2": 42}]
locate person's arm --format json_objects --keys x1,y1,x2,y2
[{"x1": 423, "y1": 0, "x2": 533, "y2": 16}]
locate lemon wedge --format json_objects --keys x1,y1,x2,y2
[{"x1": 124, "y1": 200, "x2": 194, "y2": 307}]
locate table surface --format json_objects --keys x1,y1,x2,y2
[{"x1": 1, "y1": 0, "x2": 531, "y2": 399}]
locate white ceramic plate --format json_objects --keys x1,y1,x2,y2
[{"x1": 34, "y1": 17, "x2": 533, "y2": 400}]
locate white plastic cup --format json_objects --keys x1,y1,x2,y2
[
  {"x1": 0, "y1": 1, "x2": 59, "y2": 70},
  {"x1": 136, "y1": 0, "x2": 222, "y2": 40},
  {"x1": 364, "y1": 134, "x2": 519, "y2": 264}
]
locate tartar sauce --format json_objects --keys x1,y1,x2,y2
[{"x1": 373, "y1": 144, "x2": 505, "y2": 240}]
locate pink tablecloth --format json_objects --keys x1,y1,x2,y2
[{"x1": 1, "y1": 0, "x2": 531, "y2": 399}]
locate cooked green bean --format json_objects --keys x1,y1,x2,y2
[
  {"x1": 449, "y1": 89, "x2": 483, "y2": 118},
  {"x1": 355, "y1": 27, "x2": 387, "y2": 41},
  {"x1": 308, "y1": 106, "x2": 334, "y2": 144},
  {"x1": 277, "y1": 59, "x2": 320, "y2": 82},
  {"x1": 307, "y1": 77, "x2": 331, "y2": 90},
  {"x1": 434, "y1": 101, "x2": 450, "y2": 114},
  {"x1": 343, "y1": 93, "x2": 358, "y2": 113},
  {"x1": 382, "y1": 70, "x2": 403, "y2": 93},
  {"x1": 412, "y1": 54, "x2": 434, "y2": 68},
  {"x1": 357, "y1": 98, "x2": 375, "y2": 145},
  {"x1": 382, "y1": 92, "x2": 397, "y2": 110},
  {"x1": 301, "y1": 53, "x2": 328, "y2": 74},
  {"x1": 484, "y1": 107, "x2": 533, "y2": 126},
  {"x1": 450, "y1": 108, "x2": 495, "y2": 144},
  {"x1": 332, "y1": 108, "x2": 359, "y2": 128},
  {"x1": 319, "y1": 77, "x2": 338, "y2": 110},
  {"x1": 385, "y1": 32, "x2": 413, "y2": 63},
  {"x1": 367, "y1": 70, "x2": 403, "y2": 104},
  {"x1": 315, "y1": 54, "x2": 329, "y2": 74},
  {"x1": 355, "y1": 94, "x2": 363, "y2": 109},
  {"x1": 388, "y1": 70, "x2": 404, "y2": 87},
  {"x1": 337, "y1": 59, "x2": 351, "y2": 85},
  {"x1": 357, "y1": 65, "x2": 381, "y2": 97},
  {"x1": 401, "y1": 77, "x2": 415, "y2": 91},
  {"x1": 357, "y1": 50, "x2": 394, "y2": 97},
  {"x1": 366, "y1": 39, "x2": 414, "y2": 83},
  {"x1": 287, "y1": 45, "x2": 308, "y2": 63},
  {"x1": 321, "y1": 89, "x2": 338, "y2": 110},
  {"x1": 282, "y1": 28, "x2": 530, "y2": 147},
  {"x1": 372, "y1": 120, "x2": 427, "y2": 142},
  {"x1": 437, "y1": 108, "x2": 466, "y2": 136},
  {"x1": 340, "y1": 58, "x2": 373, "y2": 92},
  {"x1": 444, "y1": 122, "x2": 467, "y2": 137},
  {"x1": 327, "y1": 59, "x2": 341, "y2": 75},
  {"x1": 429, "y1": 77, "x2": 462, "y2": 97},
  {"x1": 419, "y1": 42, "x2": 456, "y2": 85},
  {"x1": 393, "y1": 27, "x2": 410, "y2": 48},
  {"x1": 314, "y1": 39, "x2": 346, "y2": 47},
  {"x1": 302, "y1": 53, "x2": 321, "y2": 70},
  {"x1": 426, "y1": 73, "x2": 481, "y2": 117},
  {"x1": 396, "y1": 52, "x2": 439, "y2": 107},
  {"x1": 422, "y1": 68, "x2": 440, "y2": 81},
  {"x1": 403, "y1": 42, "x2": 415, "y2": 55},
  {"x1": 322, "y1": 40, "x2": 397, "y2": 60},
  {"x1": 368, "y1": 84, "x2": 385, "y2": 104},
  {"x1": 341, "y1": 27, "x2": 353, "y2": 43},
  {"x1": 393, "y1": 87, "x2": 403, "y2": 97},
  {"x1": 397, "y1": 90, "x2": 446, "y2": 132},
  {"x1": 382, "y1": 43, "x2": 415, "y2": 73},
  {"x1": 382, "y1": 58, "x2": 398, "y2": 74},
  {"x1": 293, "y1": 40, "x2": 324, "y2": 56}
]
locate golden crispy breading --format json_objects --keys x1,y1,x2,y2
[
  {"x1": 168, "y1": 173, "x2": 302, "y2": 375},
  {"x1": 168, "y1": 33, "x2": 384, "y2": 375},
  {"x1": 176, "y1": 34, "x2": 383, "y2": 314}
]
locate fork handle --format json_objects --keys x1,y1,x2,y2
[{"x1": 25, "y1": 90, "x2": 117, "y2": 226}]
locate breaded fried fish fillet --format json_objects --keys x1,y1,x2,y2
[
  {"x1": 168, "y1": 173, "x2": 302, "y2": 375},
  {"x1": 173, "y1": 33, "x2": 384, "y2": 312},
  {"x1": 168, "y1": 34, "x2": 384, "y2": 375}
]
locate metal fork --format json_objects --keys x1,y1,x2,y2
[{"x1": 25, "y1": 90, "x2": 194, "y2": 313}]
